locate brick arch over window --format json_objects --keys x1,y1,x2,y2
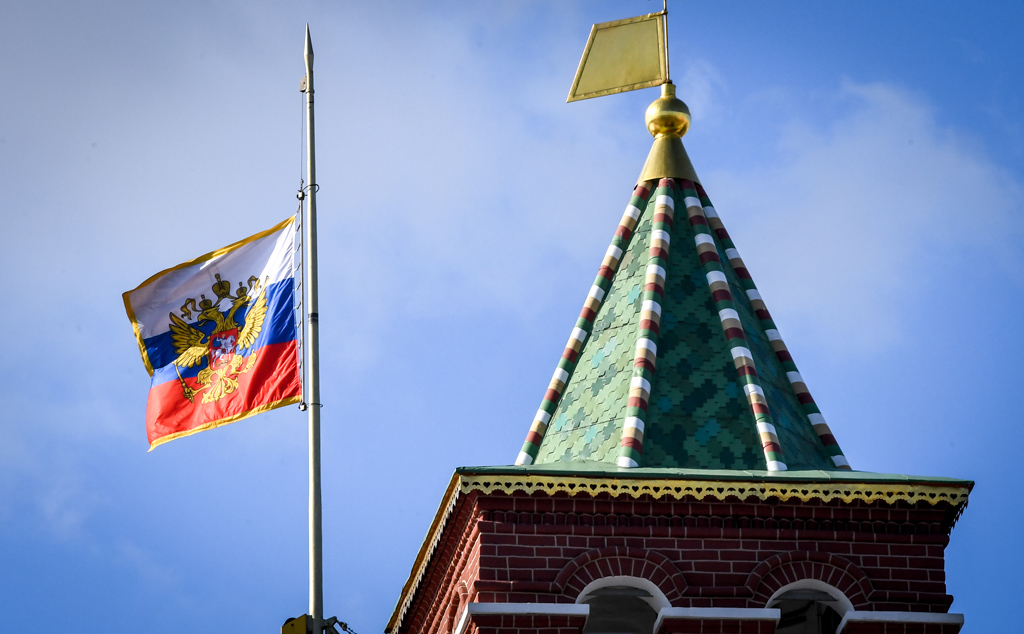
[
  {"x1": 746, "y1": 551, "x2": 873, "y2": 608},
  {"x1": 443, "y1": 581, "x2": 470, "y2": 634},
  {"x1": 554, "y1": 547, "x2": 686, "y2": 603}
]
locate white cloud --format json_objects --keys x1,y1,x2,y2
[{"x1": 705, "y1": 80, "x2": 1023, "y2": 353}]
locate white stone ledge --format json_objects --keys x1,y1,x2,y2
[
  {"x1": 654, "y1": 607, "x2": 780, "y2": 633},
  {"x1": 837, "y1": 610, "x2": 964, "y2": 633}
]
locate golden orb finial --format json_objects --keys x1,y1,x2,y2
[{"x1": 645, "y1": 82, "x2": 690, "y2": 138}]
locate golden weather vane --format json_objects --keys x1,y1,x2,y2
[
  {"x1": 566, "y1": 1, "x2": 698, "y2": 185},
  {"x1": 566, "y1": 1, "x2": 670, "y2": 102}
]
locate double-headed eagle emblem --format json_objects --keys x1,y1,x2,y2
[{"x1": 168, "y1": 274, "x2": 269, "y2": 404}]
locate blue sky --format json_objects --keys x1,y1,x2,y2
[{"x1": 1, "y1": 1, "x2": 1021, "y2": 632}]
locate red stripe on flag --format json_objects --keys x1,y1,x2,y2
[{"x1": 146, "y1": 339, "x2": 301, "y2": 448}]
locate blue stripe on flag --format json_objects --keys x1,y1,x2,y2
[{"x1": 146, "y1": 278, "x2": 297, "y2": 384}]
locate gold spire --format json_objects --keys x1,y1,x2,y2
[{"x1": 637, "y1": 82, "x2": 700, "y2": 184}]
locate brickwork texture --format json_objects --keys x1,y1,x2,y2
[{"x1": 397, "y1": 491, "x2": 962, "y2": 634}]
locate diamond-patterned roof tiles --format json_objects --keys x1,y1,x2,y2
[{"x1": 517, "y1": 175, "x2": 849, "y2": 472}]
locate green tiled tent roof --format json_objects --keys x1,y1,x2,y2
[{"x1": 515, "y1": 146, "x2": 850, "y2": 473}]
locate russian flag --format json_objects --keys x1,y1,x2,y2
[{"x1": 123, "y1": 217, "x2": 302, "y2": 449}]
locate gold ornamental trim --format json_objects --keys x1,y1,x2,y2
[{"x1": 458, "y1": 473, "x2": 970, "y2": 507}]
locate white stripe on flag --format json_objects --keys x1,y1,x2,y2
[{"x1": 127, "y1": 218, "x2": 295, "y2": 339}]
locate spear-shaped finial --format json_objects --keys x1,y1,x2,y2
[{"x1": 305, "y1": 23, "x2": 313, "y2": 63}]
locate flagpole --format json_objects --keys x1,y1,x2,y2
[{"x1": 303, "y1": 23, "x2": 324, "y2": 634}]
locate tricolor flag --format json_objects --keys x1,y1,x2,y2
[{"x1": 123, "y1": 217, "x2": 302, "y2": 450}]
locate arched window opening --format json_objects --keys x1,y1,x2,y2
[
  {"x1": 577, "y1": 577, "x2": 667, "y2": 634},
  {"x1": 770, "y1": 589, "x2": 843, "y2": 634}
]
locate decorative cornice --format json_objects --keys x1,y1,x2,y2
[{"x1": 458, "y1": 472, "x2": 970, "y2": 508}]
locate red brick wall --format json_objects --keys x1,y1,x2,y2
[
  {"x1": 397, "y1": 491, "x2": 960, "y2": 634},
  {"x1": 660, "y1": 619, "x2": 778, "y2": 634},
  {"x1": 465, "y1": 613, "x2": 587, "y2": 634},
  {"x1": 404, "y1": 494, "x2": 484, "y2": 634}
]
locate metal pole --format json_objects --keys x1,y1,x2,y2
[
  {"x1": 662, "y1": 0, "x2": 670, "y2": 82},
  {"x1": 303, "y1": 23, "x2": 324, "y2": 634}
]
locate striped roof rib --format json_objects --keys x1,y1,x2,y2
[
  {"x1": 517, "y1": 178, "x2": 850, "y2": 472},
  {"x1": 617, "y1": 179, "x2": 678, "y2": 468},
  {"x1": 516, "y1": 181, "x2": 655, "y2": 466},
  {"x1": 692, "y1": 182, "x2": 850, "y2": 470},
  {"x1": 680, "y1": 181, "x2": 786, "y2": 471}
]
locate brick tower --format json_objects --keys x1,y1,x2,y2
[{"x1": 386, "y1": 67, "x2": 971, "y2": 634}]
